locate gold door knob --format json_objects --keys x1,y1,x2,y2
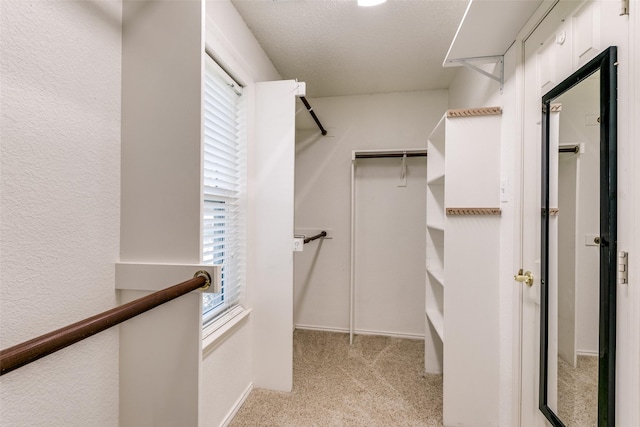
[{"x1": 514, "y1": 269, "x2": 534, "y2": 287}]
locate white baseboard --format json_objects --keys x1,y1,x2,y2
[
  {"x1": 294, "y1": 324, "x2": 347, "y2": 334},
  {"x1": 294, "y1": 324, "x2": 424, "y2": 340},
  {"x1": 576, "y1": 350, "x2": 599, "y2": 357},
  {"x1": 221, "y1": 382, "x2": 253, "y2": 427}
]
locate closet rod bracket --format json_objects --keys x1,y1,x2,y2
[{"x1": 451, "y1": 55, "x2": 504, "y2": 91}]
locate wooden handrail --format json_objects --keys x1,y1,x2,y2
[{"x1": 0, "y1": 274, "x2": 209, "y2": 376}]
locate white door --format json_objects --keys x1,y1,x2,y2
[
  {"x1": 521, "y1": 3, "x2": 575, "y2": 424},
  {"x1": 519, "y1": 1, "x2": 629, "y2": 426}
]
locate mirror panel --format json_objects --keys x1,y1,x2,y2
[
  {"x1": 540, "y1": 46, "x2": 617, "y2": 427},
  {"x1": 550, "y1": 73, "x2": 600, "y2": 425}
]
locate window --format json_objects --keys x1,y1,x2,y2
[{"x1": 202, "y1": 55, "x2": 245, "y2": 325}]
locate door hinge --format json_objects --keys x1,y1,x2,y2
[
  {"x1": 619, "y1": 251, "x2": 629, "y2": 284},
  {"x1": 620, "y1": 0, "x2": 629, "y2": 16}
]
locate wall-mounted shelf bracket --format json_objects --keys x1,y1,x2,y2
[{"x1": 450, "y1": 55, "x2": 504, "y2": 91}]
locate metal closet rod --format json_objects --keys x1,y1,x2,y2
[
  {"x1": 304, "y1": 231, "x2": 327, "y2": 244},
  {"x1": 300, "y1": 97, "x2": 328, "y2": 136},
  {"x1": 559, "y1": 145, "x2": 580, "y2": 153},
  {"x1": 355, "y1": 152, "x2": 428, "y2": 159}
]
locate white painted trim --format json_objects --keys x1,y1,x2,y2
[
  {"x1": 350, "y1": 159, "x2": 356, "y2": 345},
  {"x1": 202, "y1": 308, "x2": 252, "y2": 356},
  {"x1": 354, "y1": 328, "x2": 424, "y2": 340},
  {"x1": 627, "y1": 1, "x2": 640, "y2": 424},
  {"x1": 510, "y1": 3, "x2": 563, "y2": 426},
  {"x1": 576, "y1": 350, "x2": 599, "y2": 357},
  {"x1": 295, "y1": 324, "x2": 425, "y2": 341},
  {"x1": 296, "y1": 324, "x2": 348, "y2": 334},
  {"x1": 512, "y1": 35, "x2": 527, "y2": 427},
  {"x1": 220, "y1": 382, "x2": 253, "y2": 427}
]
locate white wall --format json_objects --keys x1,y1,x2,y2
[
  {"x1": 251, "y1": 80, "x2": 298, "y2": 391},
  {"x1": 294, "y1": 90, "x2": 446, "y2": 335},
  {"x1": 121, "y1": 0, "x2": 288, "y2": 421},
  {"x1": 1, "y1": 1, "x2": 283, "y2": 425},
  {"x1": 557, "y1": 153, "x2": 578, "y2": 365},
  {"x1": 121, "y1": 0, "x2": 203, "y2": 264},
  {"x1": 200, "y1": 317, "x2": 252, "y2": 427},
  {"x1": 354, "y1": 157, "x2": 426, "y2": 337},
  {"x1": 0, "y1": 1, "x2": 122, "y2": 425},
  {"x1": 599, "y1": 3, "x2": 640, "y2": 424},
  {"x1": 447, "y1": 50, "x2": 519, "y2": 427},
  {"x1": 120, "y1": 2, "x2": 204, "y2": 423},
  {"x1": 629, "y1": 4, "x2": 640, "y2": 424},
  {"x1": 202, "y1": 1, "x2": 284, "y2": 424},
  {"x1": 448, "y1": 62, "x2": 503, "y2": 111}
]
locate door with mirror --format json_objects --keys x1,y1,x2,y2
[
  {"x1": 520, "y1": 2, "x2": 620, "y2": 426},
  {"x1": 539, "y1": 46, "x2": 617, "y2": 426},
  {"x1": 521, "y1": 4, "x2": 617, "y2": 426}
]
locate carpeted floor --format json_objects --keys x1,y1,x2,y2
[
  {"x1": 229, "y1": 329, "x2": 443, "y2": 427},
  {"x1": 557, "y1": 355, "x2": 598, "y2": 426}
]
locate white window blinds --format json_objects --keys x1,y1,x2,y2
[{"x1": 202, "y1": 56, "x2": 245, "y2": 324}]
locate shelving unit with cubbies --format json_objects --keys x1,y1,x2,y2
[
  {"x1": 425, "y1": 114, "x2": 446, "y2": 373},
  {"x1": 424, "y1": 107, "x2": 503, "y2": 426}
]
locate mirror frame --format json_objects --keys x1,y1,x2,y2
[{"x1": 539, "y1": 46, "x2": 617, "y2": 427}]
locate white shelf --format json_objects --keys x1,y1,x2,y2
[
  {"x1": 426, "y1": 309, "x2": 444, "y2": 341},
  {"x1": 427, "y1": 114, "x2": 446, "y2": 180},
  {"x1": 427, "y1": 114, "x2": 446, "y2": 143},
  {"x1": 426, "y1": 112, "x2": 447, "y2": 371},
  {"x1": 427, "y1": 222, "x2": 445, "y2": 232},
  {"x1": 426, "y1": 109, "x2": 503, "y2": 425},
  {"x1": 427, "y1": 174, "x2": 445, "y2": 186},
  {"x1": 430, "y1": 108, "x2": 502, "y2": 426},
  {"x1": 427, "y1": 266, "x2": 445, "y2": 287},
  {"x1": 443, "y1": 0, "x2": 541, "y2": 66}
]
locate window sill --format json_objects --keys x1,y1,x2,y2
[{"x1": 202, "y1": 306, "x2": 251, "y2": 356}]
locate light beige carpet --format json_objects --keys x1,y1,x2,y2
[
  {"x1": 557, "y1": 355, "x2": 598, "y2": 426},
  {"x1": 229, "y1": 329, "x2": 443, "y2": 427}
]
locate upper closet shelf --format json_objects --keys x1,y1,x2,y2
[{"x1": 443, "y1": 0, "x2": 543, "y2": 89}]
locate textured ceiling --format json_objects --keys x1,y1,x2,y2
[{"x1": 231, "y1": 0, "x2": 470, "y2": 98}]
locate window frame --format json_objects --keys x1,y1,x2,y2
[{"x1": 201, "y1": 53, "x2": 246, "y2": 328}]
